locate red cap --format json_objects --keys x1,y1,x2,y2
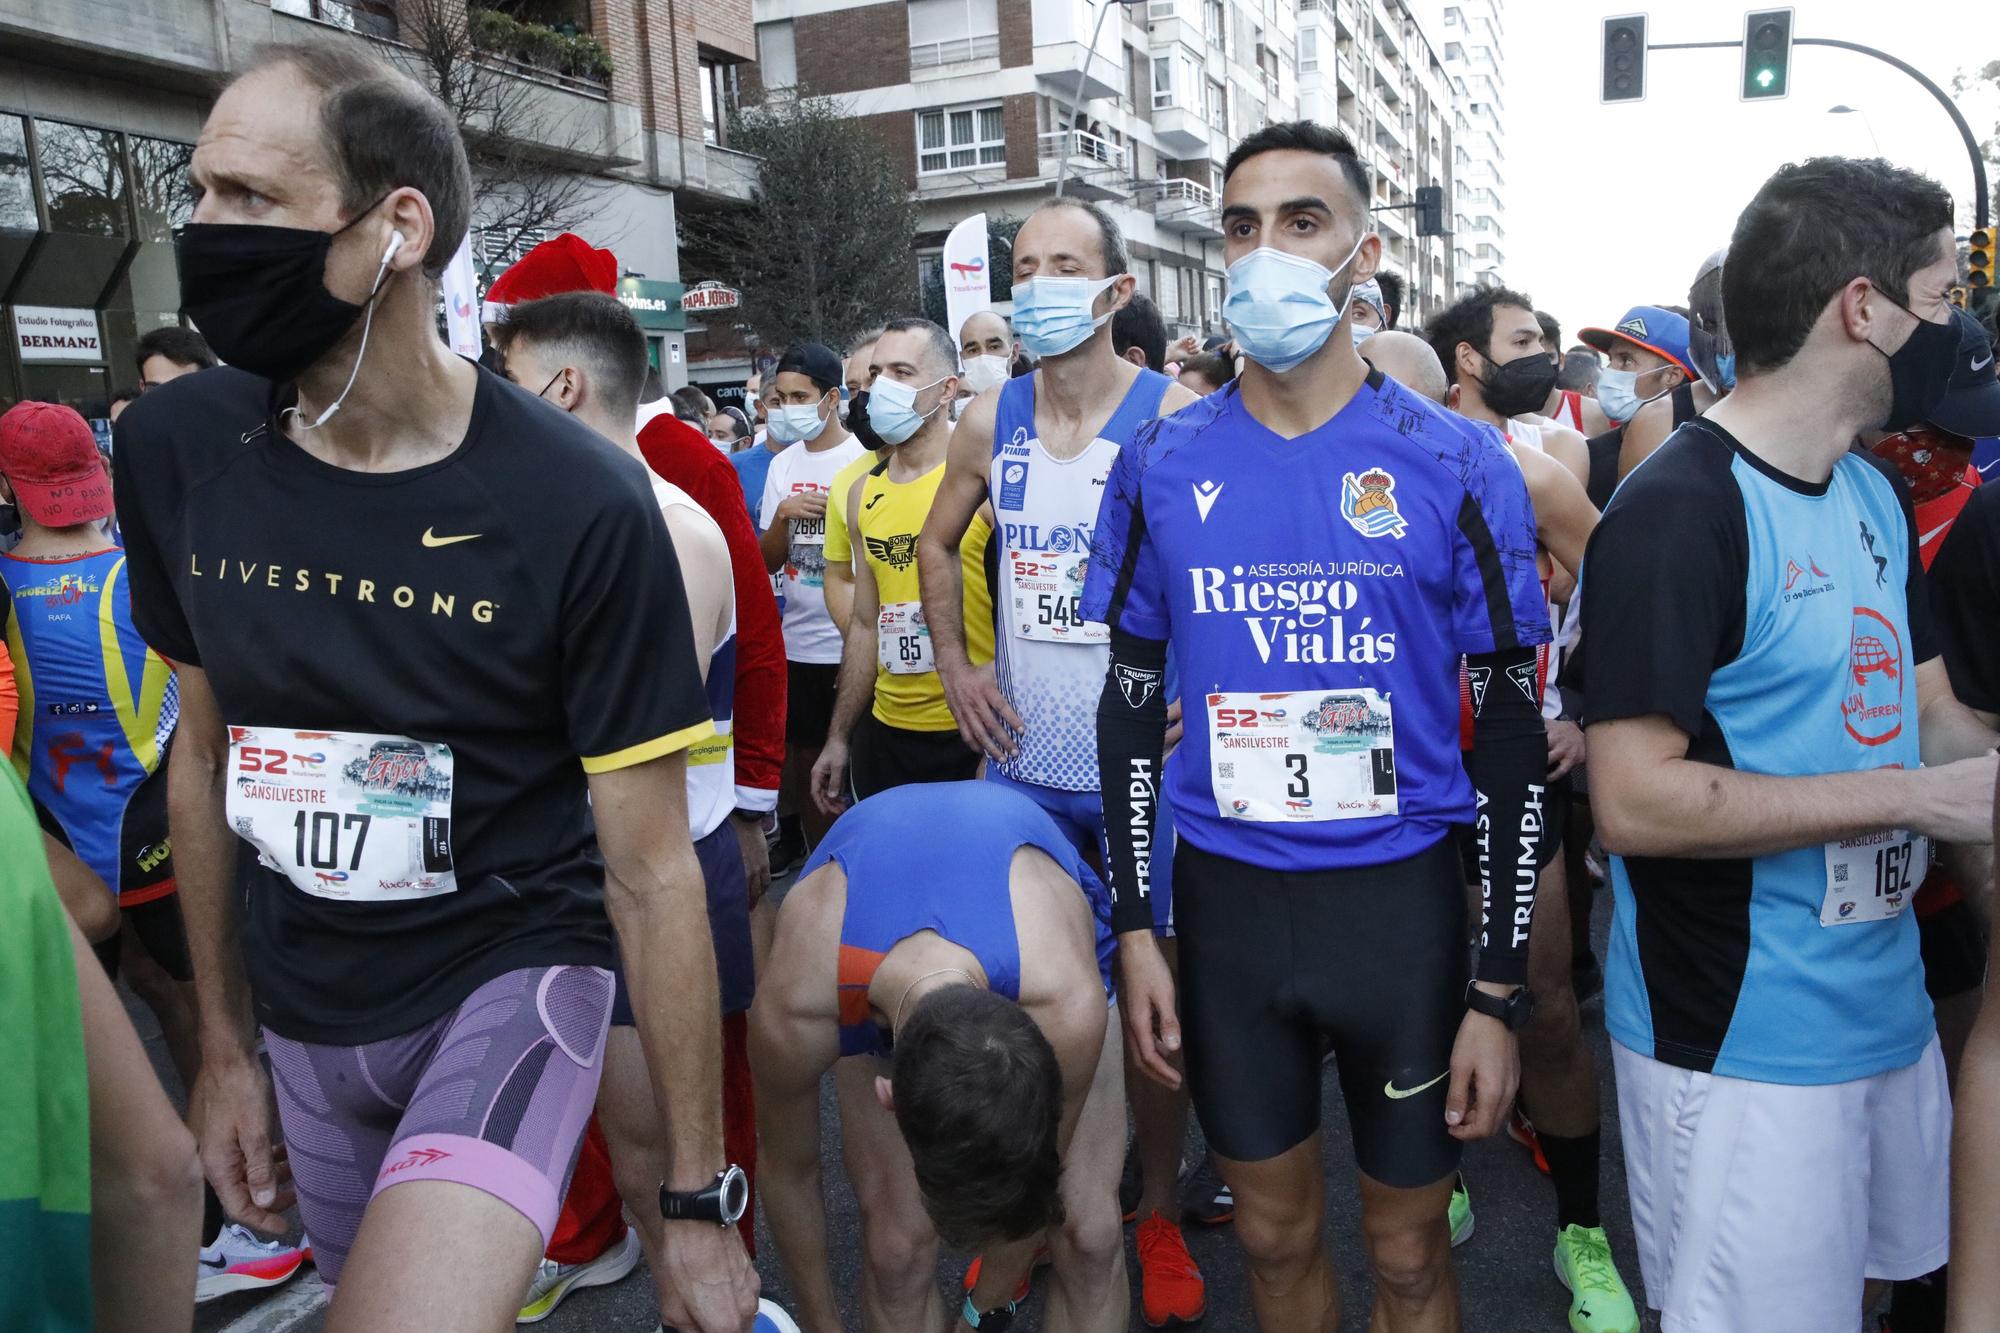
[
  {"x1": 0, "y1": 401, "x2": 112, "y2": 527},
  {"x1": 482, "y1": 233, "x2": 619, "y2": 323}
]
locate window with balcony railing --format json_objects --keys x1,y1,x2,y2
[
  {"x1": 272, "y1": 0, "x2": 398, "y2": 40},
  {"x1": 917, "y1": 103, "x2": 1006, "y2": 174},
  {"x1": 909, "y1": 0, "x2": 1001, "y2": 70}
]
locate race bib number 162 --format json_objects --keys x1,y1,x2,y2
[{"x1": 225, "y1": 725, "x2": 457, "y2": 902}]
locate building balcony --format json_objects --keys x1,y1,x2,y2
[
  {"x1": 1148, "y1": 176, "x2": 1222, "y2": 235},
  {"x1": 1037, "y1": 130, "x2": 1133, "y2": 201},
  {"x1": 1036, "y1": 35, "x2": 1123, "y2": 103},
  {"x1": 1150, "y1": 103, "x2": 1212, "y2": 156},
  {"x1": 0, "y1": 0, "x2": 224, "y2": 82},
  {"x1": 1374, "y1": 108, "x2": 1408, "y2": 151}
]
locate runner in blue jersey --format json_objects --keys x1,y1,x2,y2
[
  {"x1": 915, "y1": 198, "x2": 1212, "y2": 1327},
  {"x1": 1085, "y1": 121, "x2": 1551, "y2": 1332},
  {"x1": 752, "y1": 781, "x2": 1127, "y2": 1333},
  {"x1": 1579, "y1": 157, "x2": 1999, "y2": 1333},
  {"x1": 0, "y1": 400, "x2": 308, "y2": 1303}
]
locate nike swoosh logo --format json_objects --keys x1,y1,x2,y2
[
  {"x1": 1973, "y1": 352, "x2": 1994, "y2": 372},
  {"x1": 421, "y1": 528, "x2": 482, "y2": 548},
  {"x1": 1920, "y1": 521, "x2": 1954, "y2": 548},
  {"x1": 1383, "y1": 1070, "x2": 1449, "y2": 1100}
]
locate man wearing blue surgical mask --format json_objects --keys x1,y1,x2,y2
[
  {"x1": 915, "y1": 197, "x2": 1208, "y2": 1329},
  {"x1": 1083, "y1": 120, "x2": 1553, "y2": 1333},
  {"x1": 812, "y1": 318, "x2": 984, "y2": 814},
  {"x1": 757, "y1": 341, "x2": 866, "y2": 857}
]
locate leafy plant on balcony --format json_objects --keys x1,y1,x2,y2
[{"x1": 468, "y1": 8, "x2": 612, "y2": 83}]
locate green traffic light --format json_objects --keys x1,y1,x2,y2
[{"x1": 1757, "y1": 68, "x2": 1775, "y2": 87}]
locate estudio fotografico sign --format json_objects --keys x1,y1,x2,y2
[{"x1": 14, "y1": 306, "x2": 103, "y2": 363}]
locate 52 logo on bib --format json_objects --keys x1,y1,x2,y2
[{"x1": 1208, "y1": 689, "x2": 1398, "y2": 823}]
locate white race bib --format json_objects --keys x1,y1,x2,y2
[
  {"x1": 1820, "y1": 828, "x2": 1928, "y2": 926},
  {"x1": 1207, "y1": 690, "x2": 1398, "y2": 823},
  {"x1": 226, "y1": 726, "x2": 457, "y2": 902},
  {"x1": 877, "y1": 601, "x2": 935, "y2": 675},
  {"x1": 1005, "y1": 547, "x2": 1108, "y2": 645}
]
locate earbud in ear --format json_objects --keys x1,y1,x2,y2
[{"x1": 383, "y1": 232, "x2": 406, "y2": 265}]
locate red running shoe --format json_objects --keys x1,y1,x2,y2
[{"x1": 1136, "y1": 1211, "x2": 1207, "y2": 1327}]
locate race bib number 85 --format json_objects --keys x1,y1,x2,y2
[
  {"x1": 225, "y1": 726, "x2": 457, "y2": 902},
  {"x1": 878, "y1": 601, "x2": 936, "y2": 675},
  {"x1": 1207, "y1": 689, "x2": 1398, "y2": 823}
]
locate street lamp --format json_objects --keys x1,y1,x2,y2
[
  {"x1": 1055, "y1": 0, "x2": 1148, "y2": 199},
  {"x1": 1828, "y1": 104, "x2": 1882, "y2": 153}
]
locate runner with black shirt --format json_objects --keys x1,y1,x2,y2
[
  {"x1": 113, "y1": 45, "x2": 755, "y2": 1332},
  {"x1": 1580, "y1": 157, "x2": 1996, "y2": 1333},
  {"x1": 1088, "y1": 121, "x2": 1550, "y2": 1332}
]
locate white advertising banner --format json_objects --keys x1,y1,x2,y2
[
  {"x1": 942, "y1": 212, "x2": 992, "y2": 350},
  {"x1": 441, "y1": 233, "x2": 483, "y2": 359}
]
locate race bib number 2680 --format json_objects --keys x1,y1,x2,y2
[{"x1": 225, "y1": 726, "x2": 457, "y2": 902}]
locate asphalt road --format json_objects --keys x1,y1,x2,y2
[{"x1": 176, "y1": 877, "x2": 1640, "y2": 1333}]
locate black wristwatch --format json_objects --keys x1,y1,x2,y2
[
  {"x1": 961, "y1": 1296, "x2": 1018, "y2": 1331},
  {"x1": 659, "y1": 1165, "x2": 750, "y2": 1227},
  {"x1": 1464, "y1": 982, "x2": 1537, "y2": 1031}
]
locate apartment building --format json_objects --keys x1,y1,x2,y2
[
  {"x1": 0, "y1": 0, "x2": 756, "y2": 415},
  {"x1": 1424, "y1": 0, "x2": 1504, "y2": 293},
  {"x1": 751, "y1": 0, "x2": 1453, "y2": 340},
  {"x1": 1297, "y1": 0, "x2": 1454, "y2": 325}
]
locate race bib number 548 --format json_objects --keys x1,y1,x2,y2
[{"x1": 225, "y1": 726, "x2": 457, "y2": 902}]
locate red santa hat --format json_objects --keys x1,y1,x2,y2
[{"x1": 482, "y1": 233, "x2": 618, "y2": 323}]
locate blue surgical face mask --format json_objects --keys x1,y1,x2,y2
[
  {"x1": 1224, "y1": 234, "x2": 1368, "y2": 374},
  {"x1": 767, "y1": 392, "x2": 831, "y2": 446},
  {"x1": 1011, "y1": 275, "x2": 1120, "y2": 359},
  {"x1": 866, "y1": 372, "x2": 949, "y2": 445},
  {"x1": 1593, "y1": 365, "x2": 1674, "y2": 423}
]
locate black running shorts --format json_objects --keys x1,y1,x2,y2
[
  {"x1": 1175, "y1": 837, "x2": 1467, "y2": 1186},
  {"x1": 848, "y1": 714, "x2": 979, "y2": 801},
  {"x1": 786, "y1": 660, "x2": 841, "y2": 748}
]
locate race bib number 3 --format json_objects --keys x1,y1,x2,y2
[
  {"x1": 1821, "y1": 828, "x2": 1927, "y2": 926},
  {"x1": 1007, "y1": 548, "x2": 1108, "y2": 645},
  {"x1": 225, "y1": 726, "x2": 457, "y2": 903},
  {"x1": 878, "y1": 601, "x2": 935, "y2": 675},
  {"x1": 1207, "y1": 690, "x2": 1397, "y2": 823}
]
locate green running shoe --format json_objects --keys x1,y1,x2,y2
[
  {"x1": 1447, "y1": 1173, "x2": 1474, "y2": 1248},
  {"x1": 1552, "y1": 1224, "x2": 1639, "y2": 1333}
]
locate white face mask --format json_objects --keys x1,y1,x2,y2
[{"x1": 959, "y1": 353, "x2": 1012, "y2": 395}]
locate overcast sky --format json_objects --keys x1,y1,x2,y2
[{"x1": 1491, "y1": 0, "x2": 1998, "y2": 341}]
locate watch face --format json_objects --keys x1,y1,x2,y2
[{"x1": 720, "y1": 1164, "x2": 750, "y2": 1225}]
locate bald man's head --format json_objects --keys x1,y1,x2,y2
[{"x1": 1360, "y1": 331, "x2": 1447, "y2": 404}]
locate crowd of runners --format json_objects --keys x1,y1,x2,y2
[{"x1": 8, "y1": 37, "x2": 2000, "y2": 1333}]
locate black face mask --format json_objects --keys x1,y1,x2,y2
[
  {"x1": 1474, "y1": 347, "x2": 1561, "y2": 420},
  {"x1": 846, "y1": 388, "x2": 889, "y2": 452},
  {"x1": 175, "y1": 203, "x2": 387, "y2": 384},
  {"x1": 1870, "y1": 294, "x2": 1960, "y2": 431}
]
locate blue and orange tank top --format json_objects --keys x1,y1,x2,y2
[
  {"x1": 798, "y1": 780, "x2": 1113, "y2": 1057},
  {"x1": 3, "y1": 548, "x2": 178, "y2": 903}
]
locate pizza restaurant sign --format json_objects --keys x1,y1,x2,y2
[
  {"x1": 680, "y1": 281, "x2": 741, "y2": 313},
  {"x1": 14, "y1": 306, "x2": 103, "y2": 363}
]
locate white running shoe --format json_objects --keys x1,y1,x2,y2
[
  {"x1": 195, "y1": 1223, "x2": 305, "y2": 1302},
  {"x1": 518, "y1": 1227, "x2": 641, "y2": 1323}
]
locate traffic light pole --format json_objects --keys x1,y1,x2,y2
[{"x1": 1647, "y1": 36, "x2": 1989, "y2": 230}]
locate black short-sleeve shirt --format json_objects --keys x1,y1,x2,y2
[
  {"x1": 1929, "y1": 481, "x2": 2000, "y2": 714},
  {"x1": 114, "y1": 366, "x2": 712, "y2": 1044}
]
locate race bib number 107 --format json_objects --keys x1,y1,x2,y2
[{"x1": 225, "y1": 726, "x2": 457, "y2": 902}]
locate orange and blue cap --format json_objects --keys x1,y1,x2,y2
[{"x1": 1580, "y1": 305, "x2": 1696, "y2": 380}]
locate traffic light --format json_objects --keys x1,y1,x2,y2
[
  {"x1": 1601, "y1": 14, "x2": 1647, "y2": 104},
  {"x1": 1970, "y1": 228, "x2": 1993, "y2": 292},
  {"x1": 1741, "y1": 8, "x2": 1793, "y2": 101},
  {"x1": 1415, "y1": 185, "x2": 1445, "y2": 237}
]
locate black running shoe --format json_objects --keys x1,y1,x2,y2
[
  {"x1": 1180, "y1": 1154, "x2": 1233, "y2": 1226},
  {"x1": 767, "y1": 824, "x2": 808, "y2": 879}
]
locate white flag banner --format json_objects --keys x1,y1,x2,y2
[
  {"x1": 942, "y1": 212, "x2": 991, "y2": 351},
  {"x1": 442, "y1": 232, "x2": 482, "y2": 359}
]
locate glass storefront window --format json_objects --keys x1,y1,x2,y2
[
  {"x1": 130, "y1": 136, "x2": 195, "y2": 243},
  {"x1": 34, "y1": 119, "x2": 128, "y2": 238},
  {"x1": 0, "y1": 115, "x2": 33, "y2": 230}
]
